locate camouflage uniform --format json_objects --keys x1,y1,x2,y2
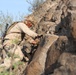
[{"x1": 3, "y1": 22, "x2": 38, "y2": 62}]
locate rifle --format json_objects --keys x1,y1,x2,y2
[
  {"x1": 1, "y1": 23, "x2": 9, "y2": 61},
  {"x1": 2, "y1": 23, "x2": 9, "y2": 43}
]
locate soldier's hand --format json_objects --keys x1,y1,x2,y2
[
  {"x1": 34, "y1": 38, "x2": 40, "y2": 44},
  {"x1": 30, "y1": 39, "x2": 40, "y2": 45}
]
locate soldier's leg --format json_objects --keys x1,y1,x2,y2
[
  {"x1": 6, "y1": 44, "x2": 24, "y2": 61},
  {"x1": 0, "y1": 44, "x2": 24, "y2": 68}
]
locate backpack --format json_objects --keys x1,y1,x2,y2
[
  {"x1": 2, "y1": 21, "x2": 25, "y2": 44},
  {"x1": 2, "y1": 22, "x2": 19, "y2": 43},
  {"x1": 6, "y1": 22, "x2": 19, "y2": 35}
]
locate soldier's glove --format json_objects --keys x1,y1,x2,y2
[
  {"x1": 35, "y1": 34, "x2": 43, "y2": 39},
  {"x1": 31, "y1": 34, "x2": 43, "y2": 45}
]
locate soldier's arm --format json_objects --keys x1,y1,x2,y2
[{"x1": 18, "y1": 23, "x2": 38, "y2": 38}]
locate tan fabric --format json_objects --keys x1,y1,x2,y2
[
  {"x1": 2, "y1": 22, "x2": 38, "y2": 63},
  {"x1": 0, "y1": 45, "x2": 24, "y2": 69},
  {"x1": 3, "y1": 22, "x2": 38, "y2": 46}
]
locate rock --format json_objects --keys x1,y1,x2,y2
[
  {"x1": 23, "y1": 34, "x2": 59, "y2": 75},
  {"x1": 37, "y1": 21, "x2": 56, "y2": 34},
  {"x1": 70, "y1": 20, "x2": 76, "y2": 40},
  {"x1": 45, "y1": 36, "x2": 68, "y2": 74},
  {"x1": 68, "y1": 0, "x2": 76, "y2": 10},
  {"x1": 26, "y1": 0, "x2": 58, "y2": 26},
  {"x1": 51, "y1": 10, "x2": 62, "y2": 24},
  {"x1": 58, "y1": 52, "x2": 76, "y2": 72},
  {"x1": 51, "y1": 52, "x2": 76, "y2": 75},
  {"x1": 53, "y1": 66, "x2": 72, "y2": 75},
  {"x1": 67, "y1": 0, "x2": 76, "y2": 40}
]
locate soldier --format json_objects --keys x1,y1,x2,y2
[{"x1": 2, "y1": 19, "x2": 39, "y2": 64}]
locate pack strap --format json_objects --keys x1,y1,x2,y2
[{"x1": 6, "y1": 32, "x2": 22, "y2": 35}]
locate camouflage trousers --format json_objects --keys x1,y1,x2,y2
[
  {"x1": 3, "y1": 44, "x2": 24, "y2": 62},
  {"x1": 0, "y1": 44, "x2": 24, "y2": 69}
]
